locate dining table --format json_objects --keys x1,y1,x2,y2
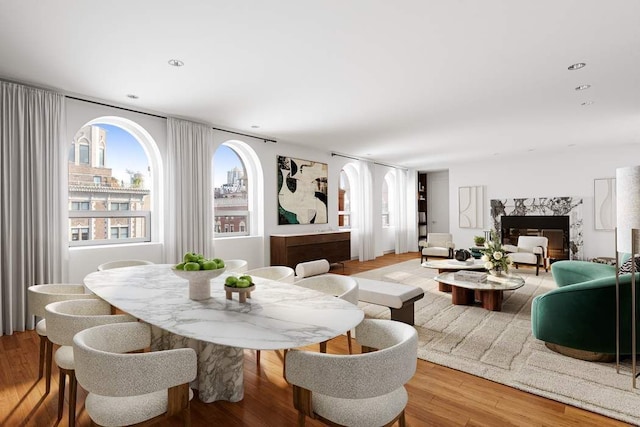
[{"x1": 83, "y1": 264, "x2": 364, "y2": 403}]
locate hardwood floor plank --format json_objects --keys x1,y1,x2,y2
[{"x1": 0, "y1": 252, "x2": 632, "y2": 426}]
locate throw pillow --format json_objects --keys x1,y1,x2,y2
[{"x1": 619, "y1": 257, "x2": 640, "y2": 274}]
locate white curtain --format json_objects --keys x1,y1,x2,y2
[
  {"x1": 165, "y1": 118, "x2": 215, "y2": 262},
  {"x1": 0, "y1": 81, "x2": 66, "y2": 335},
  {"x1": 394, "y1": 168, "x2": 409, "y2": 254},
  {"x1": 357, "y1": 160, "x2": 375, "y2": 261}
]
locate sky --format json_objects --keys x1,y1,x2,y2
[
  {"x1": 213, "y1": 145, "x2": 243, "y2": 188},
  {"x1": 95, "y1": 123, "x2": 149, "y2": 186}
]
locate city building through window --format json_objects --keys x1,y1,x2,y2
[
  {"x1": 68, "y1": 123, "x2": 151, "y2": 246},
  {"x1": 339, "y1": 169, "x2": 351, "y2": 228},
  {"x1": 213, "y1": 144, "x2": 249, "y2": 237}
]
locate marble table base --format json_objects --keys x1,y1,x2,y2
[{"x1": 150, "y1": 325, "x2": 244, "y2": 403}]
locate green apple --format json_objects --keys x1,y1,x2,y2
[
  {"x1": 184, "y1": 262, "x2": 201, "y2": 271},
  {"x1": 225, "y1": 276, "x2": 238, "y2": 287},
  {"x1": 183, "y1": 252, "x2": 199, "y2": 263},
  {"x1": 212, "y1": 258, "x2": 225, "y2": 269},
  {"x1": 202, "y1": 260, "x2": 217, "y2": 270},
  {"x1": 238, "y1": 275, "x2": 253, "y2": 284},
  {"x1": 174, "y1": 262, "x2": 185, "y2": 270},
  {"x1": 236, "y1": 279, "x2": 251, "y2": 288}
]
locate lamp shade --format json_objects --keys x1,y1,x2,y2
[{"x1": 616, "y1": 166, "x2": 640, "y2": 254}]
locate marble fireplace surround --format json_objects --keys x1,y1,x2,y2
[{"x1": 490, "y1": 197, "x2": 584, "y2": 260}]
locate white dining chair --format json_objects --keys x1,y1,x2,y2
[
  {"x1": 245, "y1": 266, "x2": 295, "y2": 283},
  {"x1": 224, "y1": 259, "x2": 248, "y2": 273},
  {"x1": 27, "y1": 284, "x2": 98, "y2": 394},
  {"x1": 73, "y1": 322, "x2": 197, "y2": 427},
  {"x1": 45, "y1": 299, "x2": 137, "y2": 427},
  {"x1": 285, "y1": 319, "x2": 418, "y2": 427},
  {"x1": 294, "y1": 274, "x2": 359, "y2": 354},
  {"x1": 97, "y1": 259, "x2": 154, "y2": 271}
]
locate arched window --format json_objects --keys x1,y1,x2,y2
[
  {"x1": 382, "y1": 171, "x2": 395, "y2": 228},
  {"x1": 68, "y1": 121, "x2": 156, "y2": 246},
  {"x1": 213, "y1": 141, "x2": 262, "y2": 237},
  {"x1": 339, "y1": 169, "x2": 351, "y2": 228}
]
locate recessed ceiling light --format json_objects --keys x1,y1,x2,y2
[
  {"x1": 126, "y1": 94, "x2": 139, "y2": 99},
  {"x1": 528, "y1": 149, "x2": 535, "y2": 152},
  {"x1": 168, "y1": 59, "x2": 184, "y2": 67},
  {"x1": 568, "y1": 144, "x2": 576, "y2": 147},
  {"x1": 251, "y1": 125, "x2": 260, "y2": 129},
  {"x1": 581, "y1": 101, "x2": 594, "y2": 106},
  {"x1": 568, "y1": 62, "x2": 586, "y2": 70},
  {"x1": 575, "y1": 84, "x2": 591, "y2": 91}
]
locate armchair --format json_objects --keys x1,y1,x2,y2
[
  {"x1": 503, "y1": 236, "x2": 548, "y2": 275},
  {"x1": 419, "y1": 233, "x2": 455, "y2": 263}
]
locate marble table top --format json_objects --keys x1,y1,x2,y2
[
  {"x1": 84, "y1": 264, "x2": 364, "y2": 350},
  {"x1": 422, "y1": 258, "x2": 486, "y2": 271},
  {"x1": 434, "y1": 271, "x2": 525, "y2": 291}
]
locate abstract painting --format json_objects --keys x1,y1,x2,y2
[
  {"x1": 277, "y1": 155, "x2": 328, "y2": 225},
  {"x1": 594, "y1": 178, "x2": 616, "y2": 230}
]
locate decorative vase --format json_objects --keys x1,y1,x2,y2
[{"x1": 489, "y1": 268, "x2": 503, "y2": 277}]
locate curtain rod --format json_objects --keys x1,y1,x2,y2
[
  {"x1": 331, "y1": 152, "x2": 408, "y2": 171},
  {"x1": 65, "y1": 95, "x2": 277, "y2": 143}
]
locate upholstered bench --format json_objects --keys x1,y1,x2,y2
[
  {"x1": 294, "y1": 259, "x2": 425, "y2": 325},
  {"x1": 355, "y1": 278, "x2": 424, "y2": 326}
]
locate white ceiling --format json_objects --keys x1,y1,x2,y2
[{"x1": 1, "y1": 0, "x2": 638, "y2": 169}]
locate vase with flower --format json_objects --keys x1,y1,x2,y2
[{"x1": 480, "y1": 231, "x2": 512, "y2": 277}]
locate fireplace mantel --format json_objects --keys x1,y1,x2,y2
[{"x1": 490, "y1": 197, "x2": 584, "y2": 260}]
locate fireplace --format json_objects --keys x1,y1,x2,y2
[{"x1": 500, "y1": 215, "x2": 570, "y2": 261}]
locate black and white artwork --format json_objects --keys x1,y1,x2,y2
[{"x1": 277, "y1": 155, "x2": 328, "y2": 225}]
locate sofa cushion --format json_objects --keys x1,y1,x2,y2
[
  {"x1": 295, "y1": 259, "x2": 330, "y2": 278},
  {"x1": 619, "y1": 257, "x2": 640, "y2": 274}
]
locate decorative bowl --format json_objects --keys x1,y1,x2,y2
[{"x1": 172, "y1": 267, "x2": 226, "y2": 300}]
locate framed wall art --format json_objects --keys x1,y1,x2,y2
[
  {"x1": 594, "y1": 178, "x2": 616, "y2": 230},
  {"x1": 277, "y1": 155, "x2": 328, "y2": 225},
  {"x1": 459, "y1": 186, "x2": 483, "y2": 228}
]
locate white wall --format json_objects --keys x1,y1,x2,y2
[{"x1": 448, "y1": 145, "x2": 640, "y2": 260}]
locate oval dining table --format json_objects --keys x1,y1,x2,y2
[{"x1": 83, "y1": 264, "x2": 364, "y2": 403}]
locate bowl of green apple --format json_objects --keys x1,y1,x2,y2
[
  {"x1": 172, "y1": 252, "x2": 226, "y2": 300},
  {"x1": 224, "y1": 275, "x2": 255, "y2": 303}
]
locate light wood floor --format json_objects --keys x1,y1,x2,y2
[{"x1": 0, "y1": 253, "x2": 631, "y2": 426}]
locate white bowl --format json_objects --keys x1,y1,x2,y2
[
  {"x1": 172, "y1": 267, "x2": 226, "y2": 281},
  {"x1": 172, "y1": 267, "x2": 226, "y2": 300}
]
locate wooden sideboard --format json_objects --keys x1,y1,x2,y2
[{"x1": 270, "y1": 231, "x2": 351, "y2": 269}]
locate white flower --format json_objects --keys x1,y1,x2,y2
[
  {"x1": 484, "y1": 242, "x2": 489, "y2": 248},
  {"x1": 485, "y1": 261, "x2": 494, "y2": 270},
  {"x1": 506, "y1": 256, "x2": 513, "y2": 265},
  {"x1": 481, "y1": 255, "x2": 489, "y2": 262},
  {"x1": 493, "y1": 251, "x2": 503, "y2": 260}
]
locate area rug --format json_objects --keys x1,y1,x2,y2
[{"x1": 354, "y1": 259, "x2": 640, "y2": 425}]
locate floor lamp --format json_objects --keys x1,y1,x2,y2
[{"x1": 616, "y1": 166, "x2": 640, "y2": 388}]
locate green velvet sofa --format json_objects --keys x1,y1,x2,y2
[{"x1": 531, "y1": 259, "x2": 640, "y2": 356}]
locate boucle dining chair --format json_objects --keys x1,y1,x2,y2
[
  {"x1": 45, "y1": 299, "x2": 137, "y2": 427},
  {"x1": 224, "y1": 259, "x2": 249, "y2": 273},
  {"x1": 27, "y1": 284, "x2": 98, "y2": 394},
  {"x1": 97, "y1": 259, "x2": 154, "y2": 271},
  {"x1": 245, "y1": 266, "x2": 296, "y2": 367},
  {"x1": 285, "y1": 319, "x2": 418, "y2": 427},
  {"x1": 73, "y1": 322, "x2": 197, "y2": 427},
  {"x1": 294, "y1": 274, "x2": 359, "y2": 354}
]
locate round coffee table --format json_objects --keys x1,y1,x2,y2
[
  {"x1": 422, "y1": 259, "x2": 486, "y2": 292},
  {"x1": 434, "y1": 272, "x2": 525, "y2": 311}
]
